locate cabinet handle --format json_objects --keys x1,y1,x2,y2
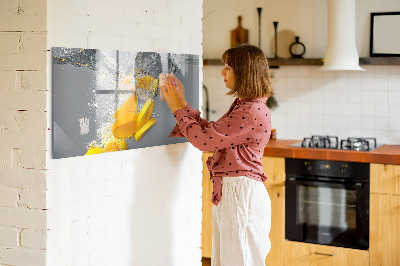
[{"x1": 314, "y1": 252, "x2": 335, "y2": 257}]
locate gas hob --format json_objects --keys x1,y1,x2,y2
[{"x1": 289, "y1": 135, "x2": 382, "y2": 151}]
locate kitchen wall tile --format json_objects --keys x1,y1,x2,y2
[
  {"x1": 361, "y1": 104, "x2": 375, "y2": 117},
  {"x1": 388, "y1": 117, "x2": 400, "y2": 131},
  {"x1": 336, "y1": 103, "x2": 349, "y2": 116},
  {"x1": 374, "y1": 117, "x2": 389, "y2": 130},
  {"x1": 311, "y1": 114, "x2": 324, "y2": 129},
  {"x1": 387, "y1": 65, "x2": 400, "y2": 76},
  {"x1": 323, "y1": 103, "x2": 336, "y2": 116},
  {"x1": 374, "y1": 77, "x2": 388, "y2": 91},
  {"x1": 298, "y1": 66, "x2": 311, "y2": 78},
  {"x1": 388, "y1": 91, "x2": 400, "y2": 104},
  {"x1": 348, "y1": 71, "x2": 362, "y2": 90},
  {"x1": 361, "y1": 75, "x2": 374, "y2": 91},
  {"x1": 362, "y1": 128, "x2": 375, "y2": 138},
  {"x1": 323, "y1": 86, "x2": 336, "y2": 103},
  {"x1": 285, "y1": 66, "x2": 298, "y2": 77},
  {"x1": 375, "y1": 104, "x2": 389, "y2": 117},
  {"x1": 388, "y1": 75, "x2": 400, "y2": 91},
  {"x1": 348, "y1": 90, "x2": 362, "y2": 103},
  {"x1": 298, "y1": 77, "x2": 311, "y2": 89},
  {"x1": 362, "y1": 116, "x2": 375, "y2": 130},
  {"x1": 310, "y1": 77, "x2": 324, "y2": 90},
  {"x1": 349, "y1": 128, "x2": 363, "y2": 137},
  {"x1": 388, "y1": 104, "x2": 400, "y2": 117},
  {"x1": 204, "y1": 65, "x2": 400, "y2": 144},
  {"x1": 348, "y1": 116, "x2": 362, "y2": 129},
  {"x1": 335, "y1": 72, "x2": 349, "y2": 90},
  {"x1": 374, "y1": 65, "x2": 388, "y2": 77},
  {"x1": 361, "y1": 90, "x2": 375, "y2": 103},
  {"x1": 348, "y1": 103, "x2": 362, "y2": 116},
  {"x1": 310, "y1": 66, "x2": 324, "y2": 77},
  {"x1": 323, "y1": 115, "x2": 336, "y2": 129},
  {"x1": 286, "y1": 77, "x2": 299, "y2": 89},
  {"x1": 388, "y1": 131, "x2": 400, "y2": 143},
  {"x1": 336, "y1": 90, "x2": 349, "y2": 103},
  {"x1": 336, "y1": 128, "x2": 349, "y2": 140},
  {"x1": 374, "y1": 130, "x2": 389, "y2": 144},
  {"x1": 336, "y1": 115, "x2": 348, "y2": 129},
  {"x1": 322, "y1": 70, "x2": 335, "y2": 78},
  {"x1": 374, "y1": 90, "x2": 388, "y2": 104},
  {"x1": 311, "y1": 102, "x2": 324, "y2": 113}
]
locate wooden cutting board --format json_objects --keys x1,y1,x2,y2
[{"x1": 231, "y1": 16, "x2": 249, "y2": 48}]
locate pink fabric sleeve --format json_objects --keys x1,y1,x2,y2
[
  {"x1": 171, "y1": 106, "x2": 256, "y2": 152},
  {"x1": 169, "y1": 104, "x2": 210, "y2": 137}
]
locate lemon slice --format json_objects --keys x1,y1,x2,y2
[
  {"x1": 135, "y1": 118, "x2": 156, "y2": 141},
  {"x1": 85, "y1": 147, "x2": 104, "y2": 155},
  {"x1": 137, "y1": 99, "x2": 154, "y2": 129},
  {"x1": 104, "y1": 141, "x2": 121, "y2": 152},
  {"x1": 113, "y1": 92, "x2": 137, "y2": 120},
  {"x1": 111, "y1": 112, "x2": 139, "y2": 139}
]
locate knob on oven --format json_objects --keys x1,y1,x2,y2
[
  {"x1": 340, "y1": 163, "x2": 347, "y2": 174},
  {"x1": 304, "y1": 161, "x2": 312, "y2": 171}
]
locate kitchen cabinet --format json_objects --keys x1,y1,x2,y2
[
  {"x1": 261, "y1": 156, "x2": 285, "y2": 266},
  {"x1": 201, "y1": 152, "x2": 213, "y2": 258},
  {"x1": 370, "y1": 163, "x2": 400, "y2": 266},
  {"x1": 284, "y1": 241, "x2": 369, "y2": 266},
  {"x1": 201, "y1": 154, "x2": 286, "y2": 266}
]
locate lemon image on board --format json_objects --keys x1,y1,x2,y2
[
  {"x1": 111, "y1": 112, "x2": 140, "y2": 139},
  {"x1": 135, "y1": 118, "x2": 156, "y2": 141},
  {"x1": 104, "y1": 141, "x2": 121, "y2": 152},
  {"x1": 118, "y1": 138, "x2": 129, "y2": 150},
  {"x1": 137, "y1": 99, "x2": 154, "y2": 129},
  {"x1": 113, "y1": 92, "x2": 138, "y2": 120},
  {"x1": 85, "y1": 147, "x2": 104, "y2": 155}
]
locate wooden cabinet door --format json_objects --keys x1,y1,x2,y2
[
  {"x1": 262, "y1": 156, "x2": 285, "y2": 186},
  {"x1": 284, "y1": 241, "x2": 369, "y2": 266},
  {"x1": 370, "y1": 193, "x2": 400, "y2": 266},
  {"x1": 202, "y1": 152, "x2": 213, "y2": 258},
  {"x1": 264, "y1": 184, "x2": 284, "y2": 266},
  {"x1": 370, "y1": 163, "x2": 400, "y2": 195}
]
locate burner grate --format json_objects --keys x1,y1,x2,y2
[{"x1": 340, "y1": 137, "x2": 377, "y2": 151}]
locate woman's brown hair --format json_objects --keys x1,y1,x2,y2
[{"x1": 221, "y1": 44, "x2": 273, "y2": 99}]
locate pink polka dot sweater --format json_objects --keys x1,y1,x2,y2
[{"x1": 169, "y1": 97, "x2": 272, "y2": 205}]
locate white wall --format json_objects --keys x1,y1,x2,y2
[
  {"x1": 203, "y1": 0, "x2": 400, "y2": 145},
  {"x1": 203, "y1": 0, "x2": 400, "y2": 58},
  {"x1": 0, "y1": 0, "x2": 48, "y2": 265},
  {"x1": 46, "y1": 0, "x2": 203, "y2": 266}
]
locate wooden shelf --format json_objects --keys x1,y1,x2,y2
[
  {"x1": 203, "y1": 57, "x2": 400, "y2": 67},
  {"x1": 359, "y1": 57, "x2": 400, "y2": 65},
  {"x1": 203, "y1": 58, "x2": 323, "y2": 67}
]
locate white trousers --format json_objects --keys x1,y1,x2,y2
[{"x1": 212, "y1": 176, "x2": 271, "y2": 266}]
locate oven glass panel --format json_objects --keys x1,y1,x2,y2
[{"x1": 297, "y1": 186, "x2": 357, "y2": 230}]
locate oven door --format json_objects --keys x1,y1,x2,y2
[{"x1": 285, "y1": 177, "x2": 369, "y2": 250}]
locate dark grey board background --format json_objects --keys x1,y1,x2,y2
[{"x1": 52, "y1": 47, "x2": 199, "y2": 159}]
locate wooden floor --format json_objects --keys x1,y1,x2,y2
[{"x1": 202, "y1": 257, "x2": 211, "y2": 266}]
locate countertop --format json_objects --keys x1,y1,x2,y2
[{"x1": 263, "y1": 139, "x2": 400, "y2": 165}]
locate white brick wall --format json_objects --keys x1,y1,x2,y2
[
  {"x1": 46, "y1": 1, "x2": 203, "y2": 266},
  {"x1": 0, "y1": 0, "x2": 48, "y2": 265}
]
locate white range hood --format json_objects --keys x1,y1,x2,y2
[{"x1": 320, "y1": 0, "x2": 365, "y2": 71}]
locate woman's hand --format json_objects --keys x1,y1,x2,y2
[{"x1": 161, "y1": 76, "x2": 186, "y2": 113}]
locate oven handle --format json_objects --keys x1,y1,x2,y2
[{"x1": 286, "y1": 177, "x2": 364, "y2": 189}]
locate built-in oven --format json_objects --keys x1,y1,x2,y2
[{"x1": 285, "y1": 158, "x2": 370, "y2": 250}]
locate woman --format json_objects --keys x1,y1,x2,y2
[{"x1": 161, "y1": 44, "x2": 273, "y2": 266}]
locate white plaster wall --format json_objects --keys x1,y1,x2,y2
[
  {"x1": 46, "y1": 0, "x2": 203, "y2": 265},
  {"x1": 203, "y1": 0, "x2": 400, "y2": 145},
  {"x1": 203, "y1": 0, "x2": 400, "y2": 58}
]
